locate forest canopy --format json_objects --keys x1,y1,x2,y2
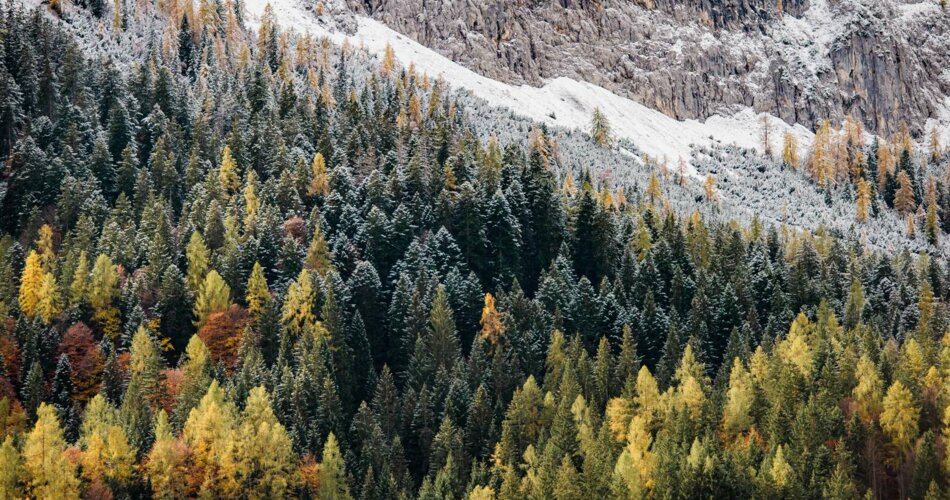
[{"x1": 0, "y1": 1, "x2": 949, "y2": 499}]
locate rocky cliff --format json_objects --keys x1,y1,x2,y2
[{"x1": 343, "y1": 0, "x2": 950, "y2": 135}]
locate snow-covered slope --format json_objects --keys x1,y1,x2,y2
[{"x1": 243, "y1": 0, "x2": 814, "y2": 173}]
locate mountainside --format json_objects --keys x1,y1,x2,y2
[
  {"x1": 347, "y1": 0, "x2": 950, "y2": 136},
  {"x1": 3, "y1": 1, "x2": 950, "y2": 499}
]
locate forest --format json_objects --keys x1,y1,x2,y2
[{"x1": 1, "y1": 0, "x2": 950, "y2": 498}]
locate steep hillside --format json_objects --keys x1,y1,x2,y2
[{"x1": 348, "y1": 0, "x2": 950, "y2": 135}]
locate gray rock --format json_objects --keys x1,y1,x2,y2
[{"x1": 344, "y1": 0, "x2": 950, "y2": 135}]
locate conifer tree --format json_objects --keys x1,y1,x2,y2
[
  {"x1": 281, "y1": 269, "x2": 317, "y2": 337},
  {"x1": 18, "y1": 250, "x2": 43, "y2": 319},
  {"x1": 193, "y1": 270, "x2": 231, "y2": 328},
  {"x1": 186, "y1": 231, "x2": 210, "y2": 294},
  {"x1": 23, "y1": 404, "x2": 80, "y2": 499},
  {"x1": 0, "y1": 436, "x2": 22, "y2": 498},
  {"x1": 479, "y1": 293, "x2": 504, "y2": 345},
  {"x1": 219, "y1": 145, "x2": 240, "y2": 194},
  {"x1": 316, "y1": 432, "x2": 352, "y2": 500},
  {"x1": 590, "y1": 108, "x2": 612, "y2": 146}
]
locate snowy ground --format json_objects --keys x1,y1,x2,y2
[{"x1": 242, "y1": 0, "x2": 816, "y2": 175}]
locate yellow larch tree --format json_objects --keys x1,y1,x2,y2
[
  {"x1": 218, "y1": 145, "x2": 240, "y2": 194},
  {"x1": 18, "y1": 251, "x2": 44, "y2": 319},
  {"x1": 479, "y1": 293, "x2": 504, "y2": 345},
  {"x1": 23, "y1": 404, "x2": 80, "y2": 499},
  {"x1": 193, "y1": 270, "x2": 231, "y2": 328},
  {"x1": 307, "y1": 152, "x2": 330, "y2": 197},
  {"x1": 304, "y1": 223, "x2": 334, "y2": 276},
  {"x1": 186, "y1": 231, "x2": 210, "y2": 294},
  {"x1": 856, "y1": 177, "x2": 871, "y2": 222},
  {"x1": 245, "y1": 261, "x2": 271, "y2": 319},
  {"x1": 35, "y1": 271, "x2": 61, "y2": 324},
  {"x1": 782, "y1": 131, "x2": 799, "y2": 169},
  {"x1": 722, "y1": 357, "x2": 755, "y2": 437},
  {"x1": 281, "y1": 269, "x2": 317, "y2": 337}
]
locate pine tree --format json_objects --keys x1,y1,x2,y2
[{"x1": 429, "y1": 285, "x2": 460, "y2": 373}]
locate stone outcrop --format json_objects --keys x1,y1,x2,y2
[{"x1": 344, "y1": 0, "x2": 949, "y2": 135}]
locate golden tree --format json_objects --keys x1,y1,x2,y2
[
  {"x1": 218, "y1": 145, "x2": 240, "y2": 194},
  {"x1": 855, "y1": 177, "x2": 871, "y2": 222},
  {"x1": 23, "y1": 404, "x2": 80, "y2": 499},
  {"x1": 193, "y1": 270, "x2": 231, "y2": 328},
  {"x1": 308, "y1": 152, "x2": 330, "y2": 197},
  {"x1": 18, "y1": 251, "x2": 44, "y2": 319},
  {"x1": 893, "y1": 171, "x2": 916, "y2": 214},
  {"x1": 282, "y1": 269, "x2": 317, "y2": 337},
  {"x1": 479, "y1": 293, "x2": 504, "y2": 345}
]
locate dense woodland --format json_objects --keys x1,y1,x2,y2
[{"x1": 2, "y1": 1, "x2": 950, "y2": 499}]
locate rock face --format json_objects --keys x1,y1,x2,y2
[{"x1": 345, "y1": 0, "x2": 950, "y2": 135}]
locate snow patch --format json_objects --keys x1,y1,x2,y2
[{"x1": 244, "y1": 0, "x2": 814, "y2": 174}]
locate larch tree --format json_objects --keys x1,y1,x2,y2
[
  {"x1": 782, "y1": 131, "x2": 800, "y2": 169},
  {"x1": 590, "y1": 108, "x2": 612, "y2": 146},
  {"x1": 307, "y1": 152, "x2": 329, "y2": 197},
  {"x1": 35, "y1": 271, "x2": 61, "y2": 324},
  {"x1": 245, "y1": 261, "x2": 271, "y2": 319},
  {"x1": 182, "y1": 381, "x2": 236, "y2": 496},
  {"x1": 614, "y1": 414, "x2": 655, "y2": 498},
  {"x1": 186, "y1": 231, "x2": 210, "y2": 294},
  {"x1": 704, "y1": 175, "x2": 717, "y2": 203},
  {"x1": 281, "y1": 269, "x2": 317, "y2": 337},
  {"x1": 89, "y1": 254, "x2": 121, "y2": 339},
  {"x1": 231, "y1": 386, "x2": 298, "y2": 497},
  {"x1": 193, "y1": 270, "x2": 231, "y2": 328},
  {"x1": 894, "y1": 170, "x2": 916, "y2": 214},
  {"x1": 316, "y1": 432, "x2": 352, "y2": 500},
  {"x1": 722, "y1": 357, "x2": 755, "y2": 437},
  {"x1": 856, "y1": 177, "x2": 871, "y2": 222},
  {"x1": 381, "y1": 43, "x2": 396, "y2": 77},
  {"x1": 852, "y1": 355, "x2": 883, "y2": 423},
  {"x1": 146, "y1": 410, "x2": 191, "y2": 499},
  {"x1": 479, "y1": 293, "x2": 504, "y2": 345},
  {"x1": 0, "y1": 436, "x2": 22, "y2": 498},
  {"x1": 304, "y1": 224, "x2": 334, "y2": 275},
  {"x1": 243, "y1": 170, "x2": 261, "y2": 228},
  {"x1": 23, "y1": 404, "x2": 80, "y2": 499},
  {"x1": 881, "y1": 380, "x2": 919, "y2": 454},
  {"x1": 218, "y1": 145, "x2": 240, "y2": 194},
  {"x1": 67, "y1": 250, "x2": 90, "y2": 308},
  {"x1": 18, "y1": 250, "x2": 44, "y2": 319}
]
